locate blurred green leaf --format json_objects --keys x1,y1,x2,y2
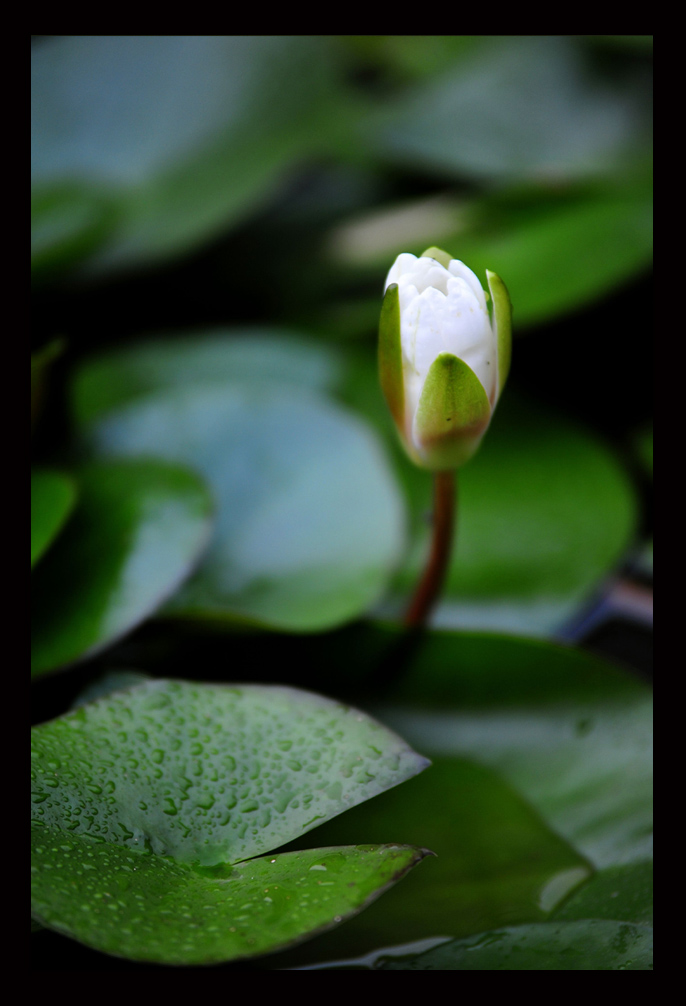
[
  {"x1": 31, "y1": 470, "x2": 77, "y2": 567},
  {"x1": 71, "y1": 331, "x2": 344, "y2": 426},
  {"x1": 32, "y1": 36, "x2": 350, "y2": 276},
  {"x1": 552, "y1": 860, "x2": 652, "y2": 926},
  {"x1": 31, "y1": 186, "x2": 118, "y2": 278},
  {"x1": 74, "y1": 339, "x2": 405, "y2": 632},
  {"x1": 75, "y1": 337, "x2": 637, "y2": 638},
  {"x1": 369, "y1": 36, "x2": 651, "y2": 182},
  {"x1": 329, "y1": 183, "x2": 653, "y2": 330},
  {"x1": 267, "y1": 755, "x2": 591, "y2": 967},
  {"x1": 439, "y1": 186, "x2": 653, "y2": 329},
  {"x1": 267, "y1": 630, "x2": 650, "y2": 968},
  {"x1": 376, "y1": 920, "x2": 652, "y2": 970},
  {"x1": 378, "y1": 630, "x2": 652, "y2": 869},
  {"x1": 31, "y1": 461, "x2": 213, "y2": 677},
  {"x1": 341, "y1": 36, "x2": 486, "y2": 82},
  {"x1": 31, "y1": 678, "x2": 429, "y2": 963}
]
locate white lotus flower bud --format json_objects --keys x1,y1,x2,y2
[{"x1": 379, "y1": 247, "x2": 511, "y2": 470}]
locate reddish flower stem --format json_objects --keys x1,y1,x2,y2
[{"x1": 403, "y1": 470, "x2": 456, "y2": 629}]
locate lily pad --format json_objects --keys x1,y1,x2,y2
[
  {"x1": 71, "y1": 331, "x2": 344, "y2": 426},
  {"x1": 31, "y1": 461, "x2": 213, "y2": 677},
  {"x1": 77, "y1": 380, "x2": 405, "y2": 632},
  {"x1": 262, "y1": 628, "x2": 651, "y2": 968},
  {"x1": 552, "y1": 860, "x2": 652, "y2": 926},
  {"x1": 32, "y1": 36, "x2": 347, "y2": 275},
  {"x1": 263, "y1": 754, "x2": 591, "y2": 967},
  {"x1": 377, "y1": 920, "x2": 652, "y2": 970},
  {"x1": 31, "y1": 679, "x2": 430, "y2": 963},
  {"x1": 371, "y1": 36, "x2": 650, "y2": 182},
  {"x1": 31, "y1": 679, "x2": 429, "y2": 864},
  {"x1": 31, "y1": 828, "x2": 426, "y2": 966},
  {"x1": 75, "y1": 337, "x2": 636, "y2": 639},
  {"x1": 31, "y1": 470, "x2": 77, "y2": 567},
  {"x1": 377, "y1": 630, "x2": 652, "y2": 869}
]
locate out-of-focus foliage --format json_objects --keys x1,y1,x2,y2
[
  {"x1": 32, "y1": 36, "x2": 651, "y2": 971},
  {"x1": 32, "y1": 36, "x2": 351, "y2": 275},
  {"x1": 31, "y1": 462, "x2": 214, "y2": 677}
]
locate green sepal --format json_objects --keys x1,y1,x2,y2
[
  {"x1": 420, "y1": 246, "x2": 453, "y2": 268},
  {"x1": 378, "y1": 282, "x2": 405, "y2": 433},
  {"x1": 414, "y1": 353, "x2": 492, "y2": 470},
  {"x1": 486, "y1": 270, "x2": 512, "y2": 397}
]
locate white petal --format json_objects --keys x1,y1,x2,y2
[
  {"x1": 448, "y1": 259, "x2": 488, "y2": 312},
  {"x1": 384, "y1": 252, "x2": 418, "y2": 291}
]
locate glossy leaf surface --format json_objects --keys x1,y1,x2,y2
[
  {"x1": 378, "y1": 630, "x2": 652, "y2": 869},
  {"x1": 261, "y1": 629, "x2": 650, "y2": 968},
  {"x1": 31, "y1": 828, "x2": 426, "y2": 965},
  {"x1": 269, "y1": 754, "x2": 590, "y2": 967},
  {"x1": 552, "y1": 860, "x2": 652, "y2": 926},
  {"x1": 31, "y1": 679, "x2": 429, "y2": 865},
  {"x1": 32, "y1": 680, "x2": 429, "y2": 963},
  {"x1": 377, "y1": 920, "x2": 652, "y2": 970},
  {"x1": 31, "y1": 462, "x2": 213, "y2": 677},
  {"x1": 31, "y1": 470, "x2": 77, "y2": 567}
]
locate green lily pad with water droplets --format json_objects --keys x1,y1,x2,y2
[
  {"x1": 31, "y1": 825, "x2": 427, "y2": 966},
  {"x1": 31, "y1": 679, "x2": 430, "y2": 963}
]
